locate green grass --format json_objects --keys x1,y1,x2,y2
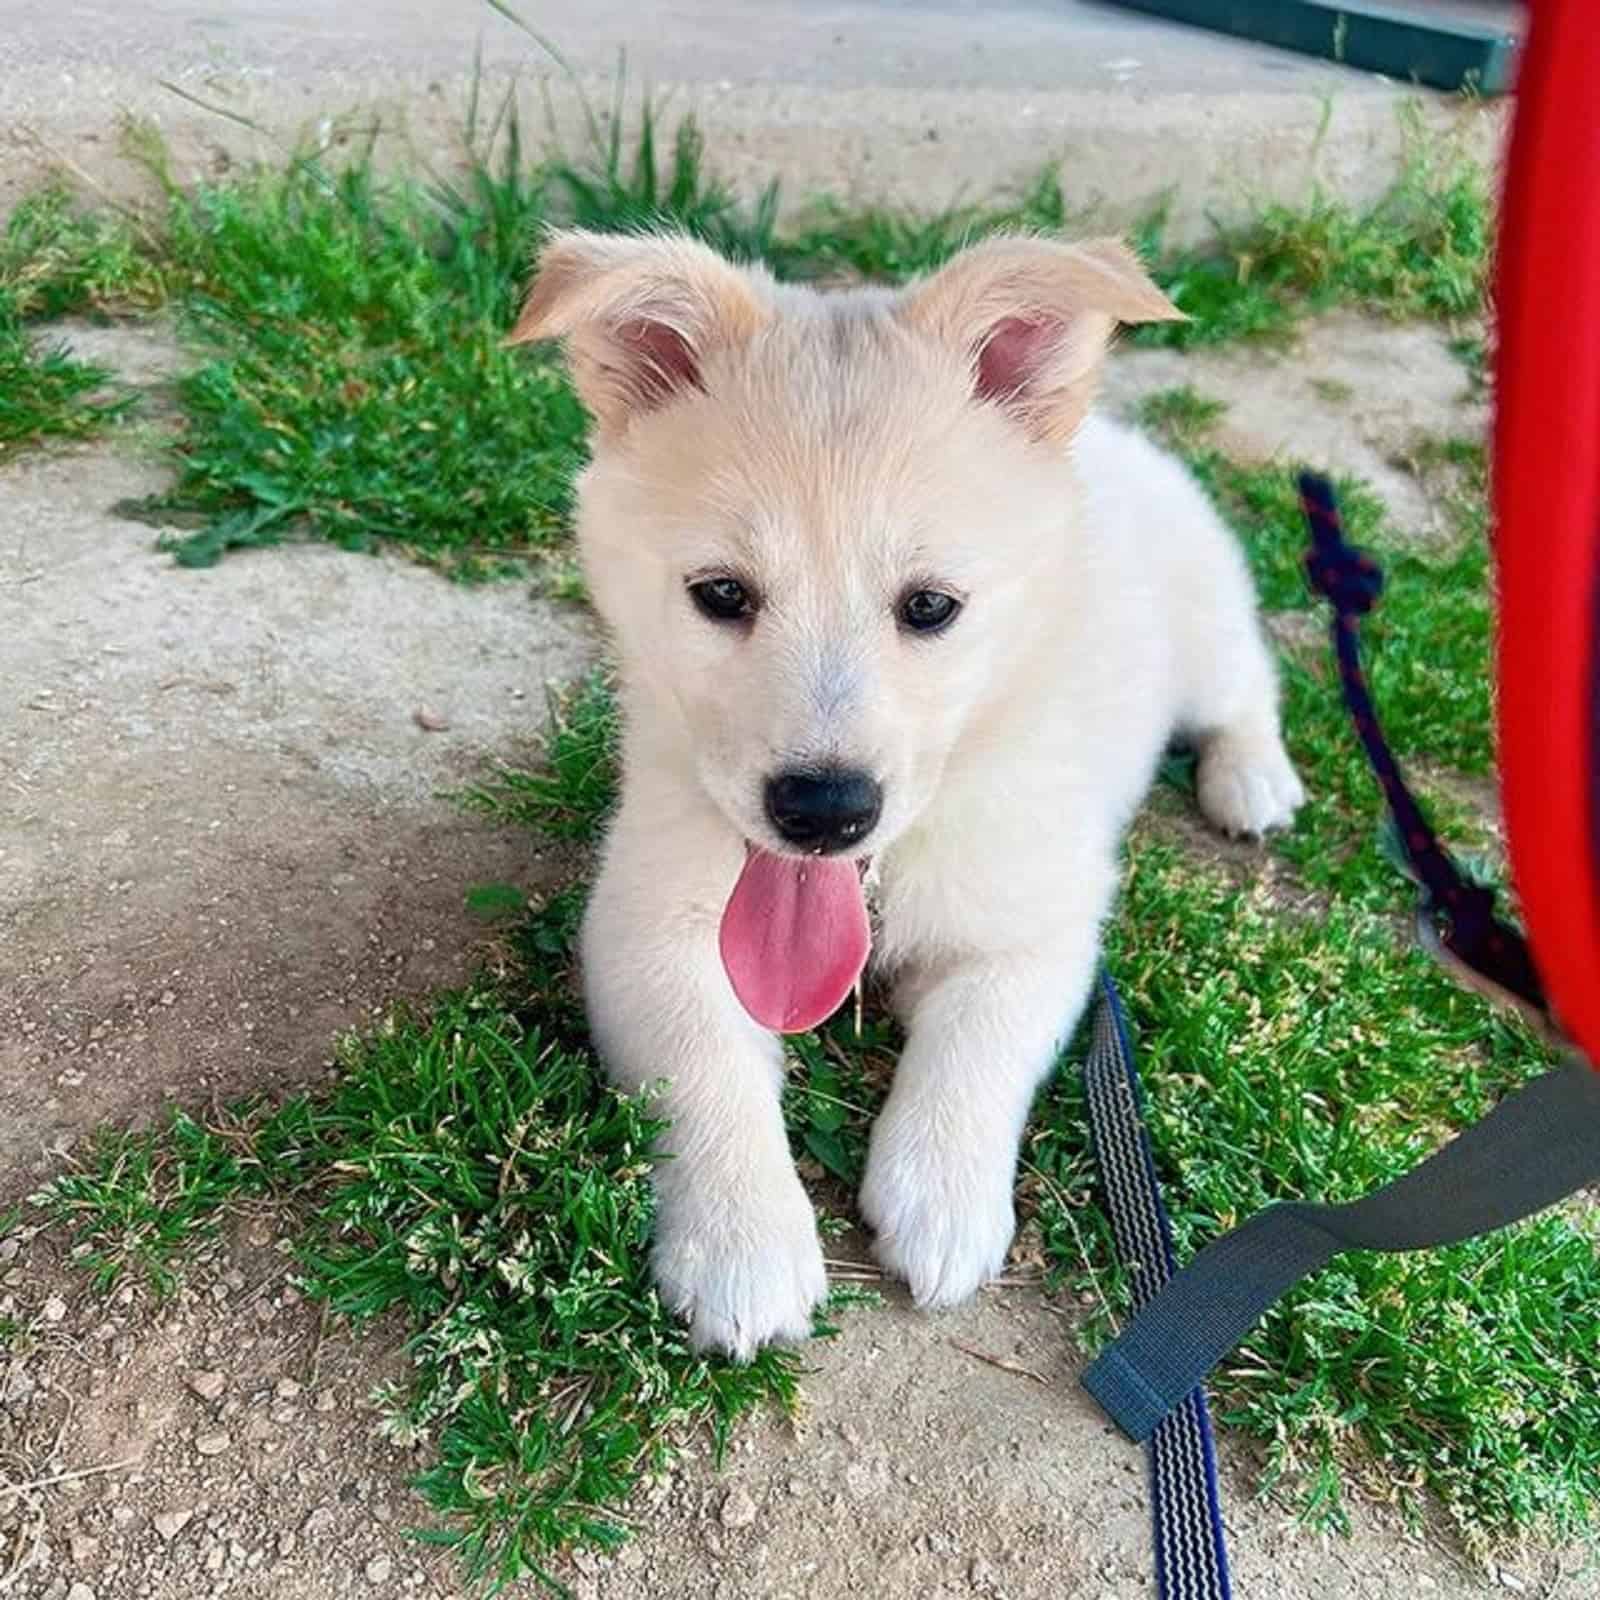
[
  {"x1": 294, "y1": 972, "x2": 808, "y2": 1590},
  {"x1": 0, "y1": 186, "x2": 164, "y2": 458},
  {"x1": 28, "y1": 1106, "x2": 302, "y2": 1294},
  {"x1": 460, "y1": 671, "x2": 619, "y2": 843},
  {"x1": 131, "y1": 153, "x2": 587, "y2": 574},
  {"x1": 0, "y1": 185, "x2": 166, "y2": 320},
  {"x1": 1130, "y1": 106, "x2": 1491, "y2": 351},
  {"x1": 0, "y1": 309, "x2": 135, "y2": 459}
]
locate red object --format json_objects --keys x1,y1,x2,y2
[{"x1": 1493, "y1": 0, "x2": 1600, "y2": 1067}]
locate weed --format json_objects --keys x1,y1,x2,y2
[
  {"x1": 0, "y1": 190, "x2": 153, "y2": 454},
  {"x1": 1133, "y1": 107, "x2": 1491, "y2": 350},
  {"x1": 28, "y1": 1104, "x2": 310, "y2": 1293},
  {"x1": 460, "y1": 671, "x2": 619, "y2": 843},
  {"x1": 0, "y1": 307, "x2": 137, "y2": 458},
  {"x1": 545, "y1": 98, "x2": 780, "y2": 264}
]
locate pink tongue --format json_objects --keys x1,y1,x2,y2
[{"x1": 719, "y1": 849, "x2": 870, "y2": 1033}]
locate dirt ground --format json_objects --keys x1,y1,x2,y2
[{"x1": 1, "y1": 320, "x2": 1585, "y2": 1600}]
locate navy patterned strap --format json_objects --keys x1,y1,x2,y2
[
  {"x1": 1298, "y1": 472, "x2": 1548, "y2": 1020},
  {"x1": 1082, "y1": 975, "x2": 1233, "y2": 1600}
]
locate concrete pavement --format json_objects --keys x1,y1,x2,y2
[{"x1": 0, "y1": 1, "x2": 1507, "y2": 239}]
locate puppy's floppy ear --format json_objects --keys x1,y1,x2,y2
[
  {"x1": 507, "y1": 229, "x2": 774, "y2": 436},
  {"x1": 895, "y1": 235, "x2": 1183, "y2": 443}
]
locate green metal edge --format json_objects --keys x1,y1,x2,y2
[{"x1": 1102, "y1": 0, "x2": 1518, "y2": 94}]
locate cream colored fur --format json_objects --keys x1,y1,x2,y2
[{"x1": 511, "y1": 230, "x2": 1304, "y2": 1358}]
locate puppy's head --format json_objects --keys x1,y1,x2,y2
[{"x1": 511, "y1": 228, "x2": 1179, "y2": 867}]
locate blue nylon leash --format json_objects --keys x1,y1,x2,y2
[
  {"x1": 1083, "y1": 974, "x2": 1232, "y2": 1600},
  {"x1": 1297, "y1": 472, "x2": 1547, "y2": 1019}
]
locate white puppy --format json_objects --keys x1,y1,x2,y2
[{"x1": 510, "y1": 230, "x2": 1303, "y2": 1358}]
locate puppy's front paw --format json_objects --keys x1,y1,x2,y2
[
  {"x1": 859, "y1": 1113, "x2": 1015, "y2": 1309},
  {"x1": 1197, "y1": 731, "x2": 1305, "y2": 838},
  {"x1": 651, "y1": 1177, "x2": 827, "y2": 1361}
]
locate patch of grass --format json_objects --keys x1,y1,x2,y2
[
  {"x1": 461, "y1": 670, "x2": 619, "y2": 843},
  {"x1": 545, "y1": 99, "x2": 780, "y2": 264},
  {"x1": 1133, "y1": 108, "x2": 1491, "y2": 350},
  {"x1": 26, "y1": 88, "x2": 1486, "y2": 565},
  {"x1": 1135, "y1": 383, "x2": 1226, "y2": 437},
  {"x1": 28, "y1": 1104, "x2": 311, "y2": 1293},
  {"x1": 1309, "y1": 376, "x2": 1354, "y2": 405},
  {"x1": 129, "y1": 152, "x2": 587, "y2": 572},
  {"x1": 29, "y1": 890, "x2": 811, "y2": 1593},
  {"x1": 0, "y1": 185, "x2": 166, "y2": 320},
  {"x1": 783, "y1": 1018, "x2": 894, "y2": 1186},
  {"x1": 0, "y1": 189, "x2": 156, "y2": 456},
  {"x1": 291, "y1": 972, "x2": 804, "y2": 1591},
  {"x1": 773, "y1": 166, "x2": 1077, "y2": 283},
  {"x1": 1035, "y1": 836, "x2": 1588, "y2": 1555},
  {"x1": 0, "y1": 306, "x2": 137, "y2": 458}
]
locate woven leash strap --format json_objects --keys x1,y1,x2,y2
[
  {"x1": 1297, "y1": 471, "x2": 1548, "y2": 1019},
  {"x1": 1083, "y1": 974, "x2": 1232, "y2": 1600}
]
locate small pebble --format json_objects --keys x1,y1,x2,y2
[
  {"x1": 718, "y1": 1487, "x2": 757, "y2": 1530},
  {"x1": 302, "y1": 1507, "x2": 336, "y2": 1539},
  {"x1": 186, "y1": 1370, "x2": 226, "y2": 1403},
  {"x1": 195, "y1": 1430, "x2": 231, "y2": 1457},
  {"x1": 366, "y1": 1554, "x2": 394, "y2": 1585},
  {"x1": 153, "y1": 1509, "x2": 194, "y2": 1541}
]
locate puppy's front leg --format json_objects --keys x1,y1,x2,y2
[
  {"x1": 582, "y1": 789, "x2": 825, "y2": 1359},
  {"x1": 860, "y1": 913, "x2": 1102, "y2": 1308}
]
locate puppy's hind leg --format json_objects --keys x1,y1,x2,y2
[{"x1": 1175, "y1": 535, "x2": 1305, "y2": 839}]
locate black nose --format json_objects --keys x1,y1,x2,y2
[{"x1": 764, "y1": 767, "x2": 882, "y2": 853}]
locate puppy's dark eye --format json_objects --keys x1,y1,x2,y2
[
  {"x1": 897, "y1": 589, "x2": 962, "y2": 635},
  {"x1": 689, "y1": 577, "x2": 755, "y2": 622}
]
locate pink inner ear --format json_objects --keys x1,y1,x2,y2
[
  {"x1": 975, "y1": 315, "x2": 1059, "y2": 404},
  {"x1": 619, "y1": 318, "x2": 701, "y2": 406}
]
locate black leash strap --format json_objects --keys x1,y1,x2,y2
[{"x1": 1082, "y1": 1057, "x2": 1600, "y2": 1441}]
